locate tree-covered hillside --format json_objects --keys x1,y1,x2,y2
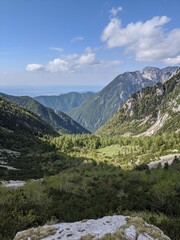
[
  {"x1": 35, "y1": 91, "x2": 94, "y2": 113},
  {"x1": 0, "y1": 95, "x2": 57, "y2": 158},
  {"x1": 0, "y1": 96, "x2": 77, "y2": 180},
  {"x1": 0, "y1": 96, "x2": 55, "y2": 136},
  {"x1": 97, "y1": 69, "x2": 180, "y2": 137},
  {"x1": 0, "y1": 93, "x2": 90, "y2": 134},
  {"x1": 69, "y1": 67, "x2": 178, "y2": 132}
]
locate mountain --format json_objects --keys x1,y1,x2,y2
[
  {"x1": 0, "y1": 96, "x2": 55, "y2": 136},
  {"x1": 0, "y1": 93, "x2": 90, "y2": 134},
  {"x1": 35, "y1": 91, "x2": 94, "y2": 113},
  {"x1": 0, "y1": 95, "x2": 56, "y2": 152},
  {"x1": 69, "y1": 66, "x2": 179, "y2": 132},
  {"x1": 97, "y1": 69, "x2": 180, "y2": 137}
]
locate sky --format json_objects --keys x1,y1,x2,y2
[{"x1": 0, "y1": 0, "x2": 180, "y2": 95}]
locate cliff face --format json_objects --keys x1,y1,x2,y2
[
  {"x1": 97, "y1": 69, "x2": 180, "y2": 137},
  {"x1": 69, "y1": 66, "x2": 179, "y2": 132},
  {"x1": 14, "y1": 215, "x2": 170, "y2": 240}
]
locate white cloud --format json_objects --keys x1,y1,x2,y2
[
  {"x1": 78, "y1": 53, "x2": 95, "y2": 65},
  {"x1": 26, "y1": 47, "x2": 122, "y2": 73},
  {"x1": 164, "y1": 55, "x2": 180, "y2": 65},
  {"x1": 110, "y1": 6, "x2": 122, "y2": 17},
  {"x1": 101, "y1": 15, "x2": 180, "y2": 63},
  {"x1": 49, "y1": 47, "x2": 64, "y2": 52},
  {"x1": 101, "y1": 16, "x2": 170, "y2": 48},
  {"x1": 66, "y1": 54, "x2": 79, "y2": 60},
  {"x1": 78, "y1": 47, "x2": 95, "y2": 65},
  {"x1": 26, "y1": 64, "x2": 45, "y2": 71},
  {"x1": 47, "y1": 58, "x2": 69, "y2": 73},
  {"x1": 71, "y1": 36, "x2": 84, "y2": 43}
]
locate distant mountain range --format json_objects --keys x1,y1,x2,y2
[
  {"x1": 97, "y1": 69, "x2": 180, "y2": 136},
  {"x1": 67, "y1": 66, "x2": 179, "y2": 132},
  {"x1": 35, "y1": 92, "x2": 94, "y2": 113},
  {"x1": 1, "y1": 66, "x2": 179, "y2": 135},
  {"x1": 0, "y1": 93, "x2": 90, "y2": 134}
]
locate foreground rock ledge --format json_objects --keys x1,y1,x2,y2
[{"x1": 14, "y1": 215, "x2": 170, "y2": 240}]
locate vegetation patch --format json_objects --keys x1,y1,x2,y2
[{"x1": 14, "y1": 226, "x2": 57, "y2": 240}]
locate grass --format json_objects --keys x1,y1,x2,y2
[
  {"x1": 97, "y1": 145, "x2": 122, "y2": 157},
  {"x1": 122, "y1": 211, "x2": 169, "y2": 224},
  {"x1": 80, "y1": 216, "x2": 169, "y2": 240},
  {"x1": 81, "y1": 235, "x2": 95, "y2": 240},
  {"x1": 97, "y1": 145, "x2": 139, "y2": 158},
  {"x1": 14, "y1": 226, "x2": 58, "y2": 240},
  {"x1": 100, "y1": 217, "x2": 168, "y2": 240},
  {"x1": 95, "y1": 144, "x2": 154, "y2": 170}
]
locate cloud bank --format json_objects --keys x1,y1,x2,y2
[
  {"x1": 26, "y1": 7, "x2": 180, "y2": 75},
  {"x1": 101, "y1": 15, "x2": 180, "y2": 64},
  {"x1": 26, "y1": 64, "x2": 45, "y2": 71},
  {"x1": 26, "y1": 47, "x2": 121, "y2": 73}
]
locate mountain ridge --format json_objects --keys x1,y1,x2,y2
[
  {"x1": 0, "y1": 95, "x2": 57, "y2": 154},
  {"x1": 0, "y1": 93, "x2": 90, "y2": 134},
  {"x1": 35, "y1": 91, "x2": 94, "y2": 113},
  {"x1": 68, "y1": 66, "x2": 179, "y2": 132},
  {"x1": 0, "y1": 96, "x2": 55, "y2": 136},
  {"x1": 97, "y1": 68, "x2": 180, "y2": 137}
]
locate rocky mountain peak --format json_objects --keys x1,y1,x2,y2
[
  {"x1": 140, "y1": 66, "x2": 179, "y2": 82},
  {"x1": 141, "y1": 67, "x2": 160, "y2": 81},
  {"x1": 69, "y1": 66, "x2": 179, "y2": 132},
  {"x1": 97, "y1": 69, "x2": 180, "y2": 137}
]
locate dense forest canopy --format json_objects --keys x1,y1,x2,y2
[{"x1": 0, "y1": 132, "x2": 180, "y2": 239}]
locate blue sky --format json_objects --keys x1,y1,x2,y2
[{"x1": 0, "y1": 0, "x2": 180, "y2": 95}]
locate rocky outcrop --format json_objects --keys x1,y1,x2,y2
[
  {"x1": 97, "y1": 68, "x2": 180, "y2": 137},
  {"x1": 69, "y1": 66, "x2": 179, "y2": 132},
  {"x1": 147, "y1": 153, "x2": 180, "y2": 169},
  {"x1": 14, "y1": 215, "x2": 170, "y2": 240}
]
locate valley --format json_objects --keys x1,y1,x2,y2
[
  {"x1": 0, "y1": 68, "x2": 179, "y2": 240},
  {"x1": 1, "y1": 0, "x2": 180, "y2": 239},
  {"x1": 0, "y1": 93, "x2": 90, "y2": 134}
]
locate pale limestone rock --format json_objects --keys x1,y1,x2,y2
[{"x1": 14, "y1": 215, "x2": 170, "y2": 240}]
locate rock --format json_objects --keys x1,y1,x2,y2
[
  {"x1": 14, "y1": 215, "x2": 170, "y2": 240},
  {"x1": 124, "y1": 225, "x2": 137, "y2": 239},
  {"x1": 147, "y1": 153, "x2": 180, "y2": 169},
  {"x1": 172, "y1": 149, "x2": 178, "y2": 153},
  {"x1": 1, "y1": 180, "x2": 25, "y2": 188}
]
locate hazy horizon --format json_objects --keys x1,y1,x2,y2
[{"x1": 0, "y1": 85, "x2": 103, "y2": 97}]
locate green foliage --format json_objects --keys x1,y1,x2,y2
[
  {"x1": 97, "y1": 70, "x2": 180, "y2": 137},
  {"x1": 0, "y1": 93, "x2": 90, "y2": 134},
  {"x1": 0, "y1": 95, "x2": 179, "y2": 240},
  {"x1": 0, "y1": 96, "x2": 55, "y2": 136},
  {"x1": 35, "y1": 92, "x2": 94, "y2": 113},
  {"x1": 0, "y1": 159, "x2": 180, "y2": 239},
  {"x1": 68, "y1": 67, "x2": 178, "y2": 132},
  {"x1": 69, "y1": 73, "x2": 152, "y2": 132},
  {"x1": 49, "y1": 133, "x2": 180, "y2": 169}
]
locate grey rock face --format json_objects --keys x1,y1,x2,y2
[
  {"x1": 70, "y1": 66, "x2": 179, "y2": 132},
  {"x1": 14, "y1": 215, "x2": 171, "y2": 240}
]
